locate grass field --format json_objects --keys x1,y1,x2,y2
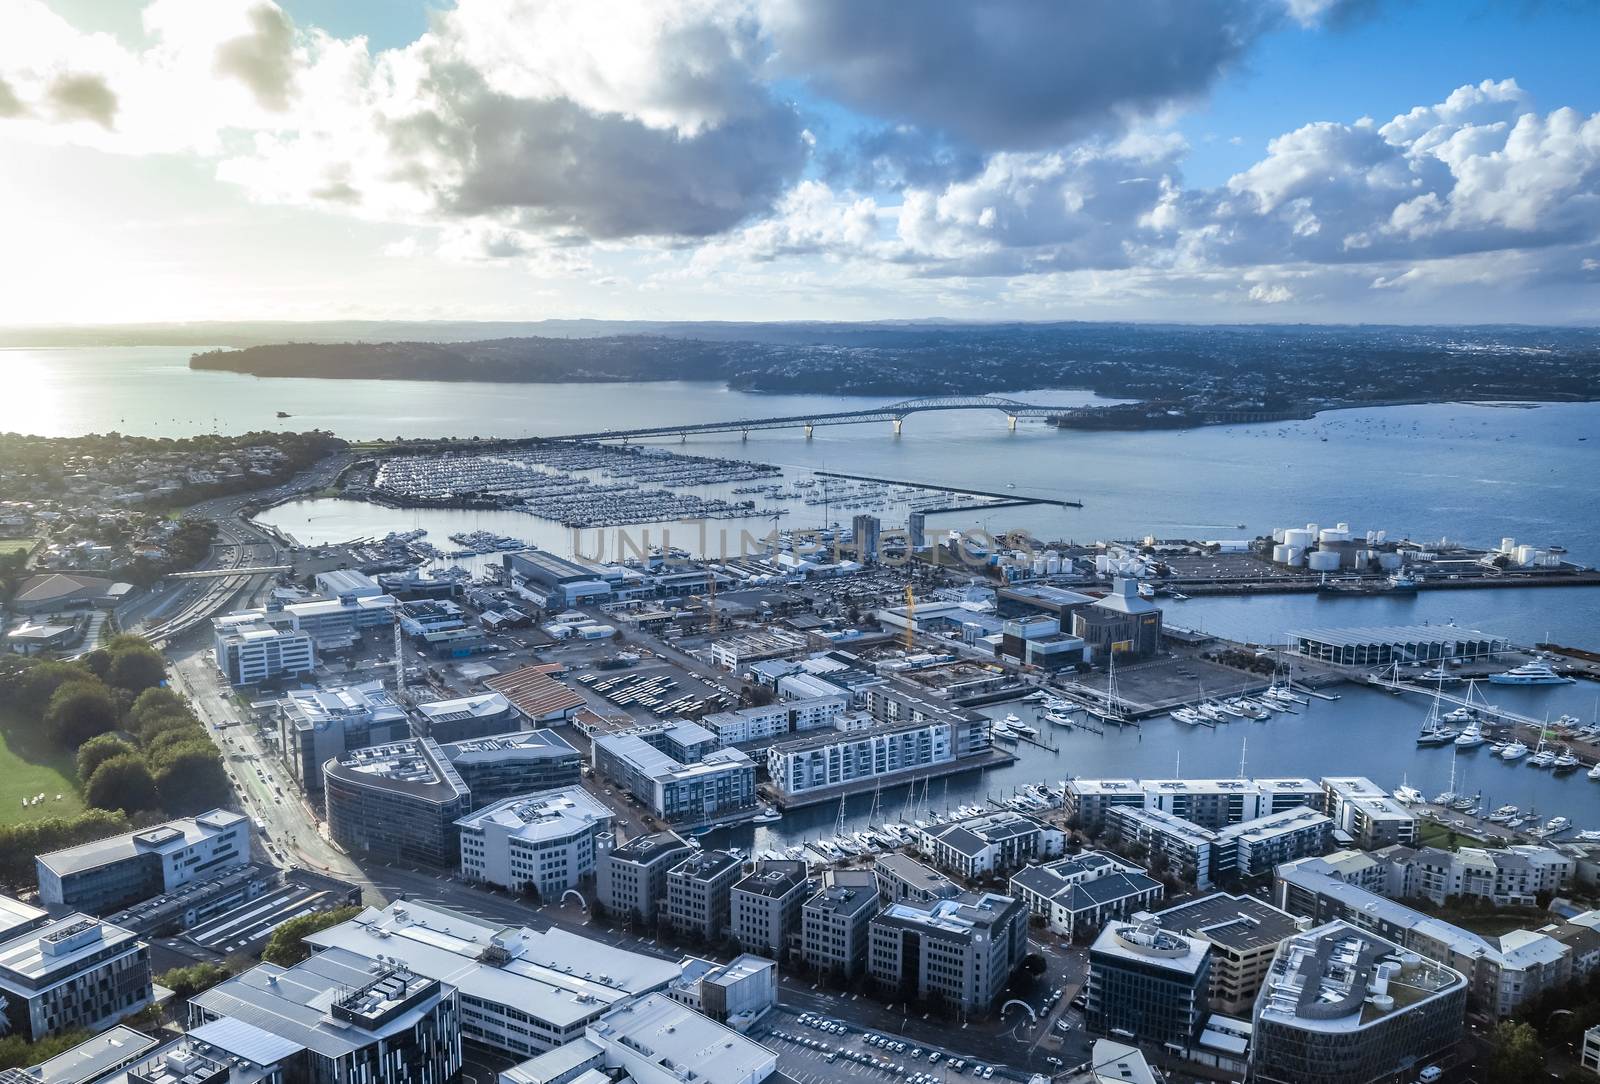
[
  {"x1": 0, "y1": 713, "x2": 84, "y2": 826},
  {"x1": 1416, "y1": 818, "x2": 1487, "y2": 850},
  {"x1": 0, "y1": 538, "x2": 37, "y2": 557}
]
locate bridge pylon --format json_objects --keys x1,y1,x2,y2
[
  {"x1": 892, "y1": 417, "x2": 904, "y2": 436},
  {"x1": 803, "y1": 423, "x2": 814, "y2": 440},
  {"x1": 1007, "y1": 414, "x2": 1018, "y2": 431}
]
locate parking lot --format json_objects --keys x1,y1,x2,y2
[
  {"x1": 185, "y1": 878, "x2": 357, "y2": 955},
  {"x1": 755, "y1": 1007, "x2": 1033, "y2": 1084}
]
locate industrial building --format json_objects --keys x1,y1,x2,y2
[
  {"x1": 36, "y1": 809, "x2": 249, "y2": 916},
  {"x1": 189, "y1": 948, "x2": 461, "y2": 1084},
  {"x1": 1289, "y1": 624, "x2": 1509, "y2": 667},
  {"x1": 731, "y1": 860, "x2": 812, "y2": 959},
  {"x1": 666, "y1": 850, "x2": 743, "y2": 941},
  {"x1": 801, "y1": 869, "x2": 879, "y2": 979},
  {"x1": 1008, "y1": 852, "x2": 1164, "y2": 940},
  {"x1": 867, "y1": 891, "x2": 1028, "y2": 1012},
  {"x1": 1086, "y1": 923, "x2": 1212, "y2": 1049},
  {"x1": 303, "y1": 900, "x2": 678, "y2": 1059},
  {"x1": 592, "y1": 726, "x2": 756, "y2": 825},
  {"x1": 595, "y1": 832, "x2": 693, "y2": 927},
  {"x1": 323, "y1": 738, "x2": 472, "y2": 867},
  {"x1": 277, "y1": 681, "x2": 410, "y2": 794},
  {"x1": 1250, "y1": 922, "x2": 1467, "y2": 1084},
  {"x1": 504, "y1": 550, "x2": 614, "y2": 607},
  {"x1": 456, "y1": 788, "x2": 614, "y2": 897},
  {"x1": 1144, "y1": 893, "x2": 1306, "y2": 1015},
  {"x1": 1072, "y1": 578, "x2": 1163, "y2": 658},
  {"x1": 0, "y1": 911, "x2": 152, "y2": 1041},
  {"x1": 668, "y1": 954, "x2": 778, "y2": 1029},
  {"x1": 442, "y1": 729, "x2": 583, "y2": 809}
]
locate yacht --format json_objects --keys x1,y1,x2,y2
[
  {"x1": 1489, "y1": 660, "x2": 1575, "y2": 685},
  {"x1": 1588, "y1": 763, "x2": 1600, "y2": 781},
  {"x1": 1487, "y1": 805, "x2": 1519, "y2": 823},
  {"x1": 1578, "y1": 830, "x2": 1600, "y2": 843},
  {"x1": 1214, "y1": 700, "x2": 1247, "y2": 719},
  {"x1": 1499, "y1": 741, "x2": 1530, "y2": 761},
  {"x1": 1421, "y1": 666, "x2": 1463, "y2": 685},
  {"x1": 1442, "y1": 706, "x2": 1475, "y2": 725},
  {"x1": 1010, "y1": 721, "x2": 1039, "y2": 738},
  {"x1": 1044, "y1": 708, "x2": 1076, "y2": 726},
  {"x1": 1529, "y1": 748, "x2": 1557, "y2": 769},
  {"x1": 1544, "y1": 816, "x2": 1572, "y2": 834},
  {"x1": 1552, "y1": 750, "x2": 1581, "y2": 772},
  {"x1": 1453, "y1": 723, "x2": 1487, "y2": 749},
  {"x1": 752, "y1": 805, "x2": 783, "y2": 824},
  {"x1": 1394, "y1": 784, "x2": 1424, "y2": 805},
  {"x1": 990, "y1": 718, "x2": 1014, "y2": 737},
  {"x1": 1170, "y1": 707, "x2": 1202, "y2": 725}
]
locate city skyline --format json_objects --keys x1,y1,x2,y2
[{"x1": 1, "y1": 0, "x2": 1597, "y2": 326}]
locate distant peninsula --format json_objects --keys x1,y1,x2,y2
[{"x1": 189, "y1": 322, "x2": 1600, "y2": 430}]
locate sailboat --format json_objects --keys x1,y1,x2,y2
[
  {"x1": 1416, "y1": 688, "x2": 1459, "y2": 746},
  {"x1": 1089, "y1": 651, "x2": 1129, "y2": 725},
  {"x1": 1432, "y1": 751, "x2": 1460, "y2": 806}
]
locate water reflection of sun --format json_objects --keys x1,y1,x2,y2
[{"x1": 3, "y1": 351, "x2": 63, "y2": 436}]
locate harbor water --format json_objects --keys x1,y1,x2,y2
[{"x1": 13, "y1": 345, "x2": 1600, "y2": 840}]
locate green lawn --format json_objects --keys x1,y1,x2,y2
[
  {"x1": 0, "y1": 538, "x2": 37, "y2": 557},
  {"x1": 0, "y1": 713, "x2": 85, "y2": 826},
  {"x1": 1416, "y1": 818, "x2": 1487, "y2": 850}
]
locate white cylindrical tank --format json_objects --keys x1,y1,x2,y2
[
  {"x1": 1365, "y1": 530, "x2": 1377, "y2": 545},
  {"x1": 1045, "y1": 552, "x2": 1061, "y2": 574},
  {"x1": 1032, "y1": 556, "x2": 1046, "y2": 575},
  {"x1": 1272, "y1": 527, "x2": 1287, "y2": 544},
  {"x1": 1319, "y1": 527, "x2": 1349, "y2": 544},
  {"x1": 1284, "y1": 547, "x2": 1304, "y2": 567},
  {"x1": 1272, "y1": 544, "x2": 1293, "y2": 564},
  {"x1": 1306, "y1": 523, "x2": 1320, "y2": 535},
  {"x1": 1501, "y1": 537, "x2": 1517, "y2": 553},
  {"x1": 1376, "y1": 530, "x2": 1387, "y2": 543},
  {"x1": 1307, "y1": 550, "x2": 1341, "y2": 572},
  {"x1": 1095, "y1": 555, "x2": 1111, "y2": 574},
  {"x1": 1337, "y1": 522, "x2": 1350, "y2": 533},
  {"x1": 1283, "y1": 529, "x2": 1314, "y2": 549},
  {"x1": 1515, "y1": 545, "x2": 1540, "y2": 567}
]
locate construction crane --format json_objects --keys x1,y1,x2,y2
[{"x1": 903, "y1": 584, "x2": 916, "y2": 652}]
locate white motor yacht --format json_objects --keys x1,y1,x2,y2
[
  {"x1": 1453, "y1": 724, "x2": 1486, "y2": 749},
  {"x1": 1489, "y1": 660, "x2": 1575, "y2": 685},
  {"x1": 1393, "y1": 784, "x2": 1424, "y2": 805},
  {"x1": 1499, "y1": 741, "x2": 1530, "y2": 761}
]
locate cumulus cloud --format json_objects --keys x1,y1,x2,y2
[
  {"x1": 212, "y1": 3, "x2": 297, "y2": 110},
  {"x1": 763, "y1": 0, "x2": 1278, "y2": 151},
  {"x1": 47, "y1": 72, "x2": 116, "y2": 126}
]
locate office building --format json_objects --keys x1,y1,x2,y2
[
  {"x1": 189, "y1": 948, "x2": 460, "y2": 1084},
  {"x1": 1275, "y1": 860, "x2": 1570, "y2": 1018},
  {"x1": 278, "y1": 681, "x2": 411, "y2": 794},
  {"x1": 801, "y1": 869, "x2": 879, "y2": 979},
  {"x1": 1, "y1": 1025, "x2": 159, "y2": 1084},
  {"x1": 511, "y1": 993, "x2": 777, "y2": 1084},
  {"x1": 36, "y1": 810, "x2": 249, "y2": 915},
  {"x1": 666, "y1": 850, "x2": 743, "y2": 941},
  {"x1": 595, "y1": 832, "x2": 693, "y2": 927},
  {"x1": 731, "y1": 861, "x2": 812, "y2": 958},
  {"x1": 1072, "y1": 578, "x2": 1162, "y2": 658},
  {"x1": 1145, "y1": 893, "x2": 1305, "y2": 1015},
  {"x1": 852, "y1": 514, "x2": 881, "y2": 561},
  {"x1": 592, "y1": 728, "x2": 756, "y2": 825},
  {"x1": 873, "y1": 854, "x2": 960, "y2": 905},
  {"x1": 1582, "y1": 1024, "x2": 1600, "y2": 1076},
  {"x1": 1086, "y1": 923, "x2": 1211, "y2": 1049},
  {"x1": 1250, "y1": 921, "x2": 1467, "y2": 1084},
  {"x1": 700, "y1": 694, "x2": 847, "y2": 745},
  {"x1": 0, "y1": 915, "x2": 152, "y2": 1041},
  {"x1": 282, "y1": 593, "x2": 397, "y2": 650},
  {"x1": 412, "y1": 691, "x2": 517, "y2": 743},
  {"x1": 323, "y1": 738, "x2": 471, "y2": 867},
  {"x1": 668, "y1": 954, "x2": 778, "y2": 1029},
  {"x1": 868, "y1": 892, "x2": 1027, "y2": 1012},
  {"x1": 920, "y1": 811, "x2": 1065, "y2": 880},
  {"x1": 1009, "y1": 852, "x2": 1163, "y2": 940},
  {"x1": 212, "y1": 622, "x2": 314, "y2": 685},
  {"x1": 443, "y1": 730, "x2": 583, "y2": 810},
  {"x1": 765, "y1": 721, "x2": 952, "y2": 800},
  {"x1": 304, "y1": 900, "x2": 678, "y2": 1059},
  {"x1": 907, "y1": 512, "x2": 927, "y2": 549},
  {"x1": 457, "y1": 788, "x2": 613, "y2": 897}
]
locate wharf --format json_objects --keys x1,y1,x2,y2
[
  {"x1": 1172, "y1": 570, "x2": 1600, "y2": 597},
  {"x1": 759, "y1": 748, "x2": 1017, "y2": 812},
  {"x1": 812, "y1": 470, "x2": 1082, "y2": 508}
]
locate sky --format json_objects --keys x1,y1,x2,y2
[{"x1": 1, "y1": 0, "x2": 1597, "y2": 326}]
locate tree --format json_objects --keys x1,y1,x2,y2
[
  {"x1": 106, "y1": 646, "x2": 166, "y2": 694},
  {"x1": 261, "y1": 907, "x2": 361, "y2": 966},
  {"x1": 76, "y1": 734, "x2": 136, "y2": 781},
  {"x1": 128, "y1": 687, "x2": 189, "y2": 732},
  {"x1": 0, "y1": 810, "x2": 130, "y2": 888},
  {"x1": 12, "y1": 659, "x2": 91, "y2": 715},
  {"x1": 44, "y1": 680, "x2": 118, "y2": 747},
  {"x1": 151, "y1": 745, "x2": 232, "y2": 814},
  {"x1": 1486, "y1": 1020, "x2": 1545, "y2": 1083},
  {"x1": 157, "y1": 961, "x2": 232, "y2": 1000},
  {"x1": 0, "y1": 1031, "x2": 93, "y2": 1071},
  {"x1": 85, "y1": 754, "x2": 161, "y2": 814}
]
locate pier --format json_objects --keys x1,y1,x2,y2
[{"x1": 813, "y1": 469, "x2": 1083, "y2": 508}]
